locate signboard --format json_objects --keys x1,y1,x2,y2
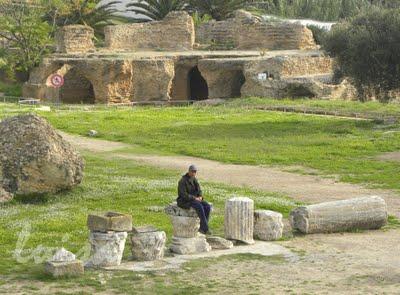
[
  {"x1": 49, "y1": 74, "x2": 64, "y2": 88},
  {"x1": 257, "y1": 73, "x2": 267, "y2": 81}
]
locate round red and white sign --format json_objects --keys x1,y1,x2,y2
[{"x1": 50, "y1": 74, "x2": 64, "y2": 88}]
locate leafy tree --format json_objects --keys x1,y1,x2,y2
[
  {"x1": 44, "y1": 0, "x2": 125, "y2": 36},
  {"x1": 0, "y1": 0, "x2": 55, "y2": 80},
  {"x1": 126, "y1": 0, "x2": 187, "y2": 21},
  {"x1": 323, "y1": 8, "x2": 400, "y2": 102},
  {"x1": 188, "y1": 0, "x2": 248, "y2": 21}
]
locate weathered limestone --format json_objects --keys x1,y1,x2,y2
[
  {"x1": 0, "y1": 114, "x2": 84, "y2": 195},
  {"x1": 87, "y1": 212, "x2": 133, "y2": 233},
  {"x1": 132, "y1": 59, "x2": 175, "y2": 101},
  {"x1": 196, "y1": 10, "x2": 316, "y2": 50},
  {"x1": 198, "y1": 59, "x2": 246, "y2": 99},
  {"x1": 87, "y1": 231, "x2": 128, "y2": 267},
  {"x1": 241, "y1": 53, "x2": 355, "y2": 99},
  {"x1": 170, "y1": 235, "x2": 211, "y2": 255},
  {"x1": 224, "y1": 197, "x2": 254, "y2": 244},
  {"x1": 105, "y1": 11, "x2": 195, "y2": 51},
  {"x1": 171, "y1": 216, "x2": 200, "y2": 238},
  {"x1": 130, "y1": 226, "x2": 166, "y2": 261},
  {"x1": 45, "y1": 248, "x2": 84, "y2": 278},
  {"x1": 206, "y1": 236, "x2": 234, "y2": 250},
  {"x1": 290, "y1": 196, "x2": 388, "y2": 234},
  {"x1": 254, "y1": 210, "x2": 283, "y2": 241},
  {"x1": 56, "y1": 25, "x2": 95, "y2": 54},
  {"x1": 165, "y1": 203, "x2": 211, "y2": 254}
]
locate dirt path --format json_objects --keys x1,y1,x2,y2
[{"x1": 61, "y1": 132, "x2": 400, "y2": 217}]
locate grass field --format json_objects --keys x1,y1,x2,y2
[
  {"x1": 1, "y1": 100, "x2": 400, "y2": 190},
  {"x1": 0, "y1": 99, "x2": 399, "y2": 293},
  {"x1": 0, "y1": 153, "x2": 296, "y2": 293}
]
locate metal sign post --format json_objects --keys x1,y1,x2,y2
[{"x1": 49, "y1": 74, "x2": 64, "y2": 107}]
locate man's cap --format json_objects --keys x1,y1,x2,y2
[{"x1": 188, "y1": 164, "x2": 198, "y2": 172}]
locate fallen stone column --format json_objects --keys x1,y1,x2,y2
[
  {"x1": 224, "y1": 197, "x2": 254, "y2": 244},
  {"x1": 290, "y1": 196, "x2": 388, "y2": 234}
]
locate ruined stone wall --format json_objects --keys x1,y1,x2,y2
[
  {"x1": 56, "y1": 25, "x2": 95, "y2": 54},
  {"x1": 195, "y1": 20, "x2": 236, "y2": 48},
  {"x1": 104, "y1": 11, "x2": 195, "y2": 51},
  {"x1": 196, "y1": 10, "x2": 317, "y2": 50}
]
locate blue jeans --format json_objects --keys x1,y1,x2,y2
[{"x1": 190, "y1": 201, "x2": 211, "y2": 233}]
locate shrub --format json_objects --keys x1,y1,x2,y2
[
  {"x1": 307, "y1": 25, "x2": 328, "y2": 45},
  {"x1": 323, "y1": 8, "x2": 400, "y2": 102}
]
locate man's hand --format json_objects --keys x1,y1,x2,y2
[{"x1": 195, "y1": 196, "x2": 203, "y2": 202}]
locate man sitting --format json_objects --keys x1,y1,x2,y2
[{"x1": 177, "y1": 165, "x2": 212, "y2": 235}]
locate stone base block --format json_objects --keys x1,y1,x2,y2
[
  {"x1": 206, "y1": 236, "x2": 234, "y2": 250},
  {"x1": 87, "y1": 212, "x2": 132, "y2": 232},
  {"x1": 170, "y1": 215, "x2": 200, "y2": 238},
  {"x1": 130, "y1": 227, "x2": 167, "y2": 261},
  {"x1": 86, "y1": 231, "x2": 128, "y2": 268},
  {"x1": 170, "y1": 235, "x2": 211, "y2": 255},
  {"x1": 45, "y1": 260, "x2": 84, "y2": 278},
  {"x1": 254, "y1": 210, "x2": 283, "y2": 241}
]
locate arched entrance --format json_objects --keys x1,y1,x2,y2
[
  {"x1": 188, "y1": 66, "x2": 208, "y2": 100},
  {"x1": 59, "y1": 67, "x2": 95, "y2": 104}
]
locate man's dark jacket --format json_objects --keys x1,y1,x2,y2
[{"x1": 177, "y1": 173, "x2": 203, "y2": 209}]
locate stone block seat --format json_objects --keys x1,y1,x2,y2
[{"x1": 165, "y1": 202, "x2": 211, "y2": 254}]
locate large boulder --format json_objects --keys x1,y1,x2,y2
[{"x1": 0, "y1": 114, "x2": 84, "y2": 195}]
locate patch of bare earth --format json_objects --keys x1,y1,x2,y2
[
  {"x1": 377, "y1": 151, "x2": 400, "y2": 162},
  {"x1": 181, "y1": 229, "x2": 400, "y2": 294},
  {"x1": 60, "y1": 132, "x2": 400, "y2": 218}
]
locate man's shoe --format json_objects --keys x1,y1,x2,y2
[{"x1": 205, "y1": 230, "x2": 213, "y2": 236}]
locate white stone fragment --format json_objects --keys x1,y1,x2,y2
[
  {"x1": 50, "y1": 248, "x2": 76, "y2": 262},
  {"x1": 224, "y1": 197, "x2": 254, "y2": 244},
  {"x1": 86, "y1": 231, "x2": 128, "y2": 267},
  {"x1": 254, "y1": 210, "x2": 283, "y2": 241},
  {"x1": 170, "y1": 234, "x2": 211, "y2": 255},
  {"x1": 290, "y1": 196, "x2": 388, "y2": 234}
]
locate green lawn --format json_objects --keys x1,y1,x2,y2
[
  {"x1": 1, "y1": 100, "x2": 399, "y2": 190},
  {"x1": 0, "y1": 153, "x2": 296, "y2": 275}
]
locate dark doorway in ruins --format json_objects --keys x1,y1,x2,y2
[
  {"x1": 231, "y1": 70, "x2": 246, "y2": 98},
  {"x1": 188, "y1": 66, "x2": 208, "y2": 100},
  {"x1": 60, "y1": 68, "x2": 95, "y2": 104}
]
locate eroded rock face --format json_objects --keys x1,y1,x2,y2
[{"x1": 0, "y1": 115, "x2": 84, "y2": 195}]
